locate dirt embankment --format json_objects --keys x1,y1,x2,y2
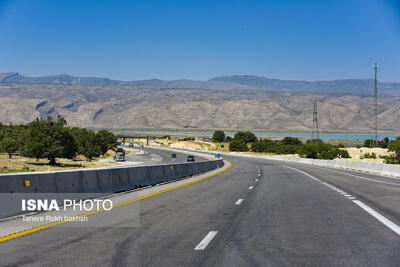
[
  {"x1": 338, "y1": 147, "x2": 393, "y2": 163},
  {"x1": 152, "y1": 139, "x2": 217, "y2": 151}
]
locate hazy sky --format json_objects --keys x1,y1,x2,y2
[{"x1": 0, "y1": 0, "x2": 399, "y2": 81}]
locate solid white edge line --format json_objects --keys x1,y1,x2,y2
[
  {"x1": 352, "y1": 200, "x2": 400, "y2": 235},
  {"x1": 334, "y1": 170, "x2": 400, "y2": 186},
  {"x1": 284, "y1": 165, "x2": 400, "y2": 235},
  {"x1": 235, "y1": 199, "x2": 244, "y2": 205},
  {"x1": 194, "y1": 231, "x2": 218, "y2": 250}
]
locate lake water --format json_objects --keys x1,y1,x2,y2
[{"x1": 180, "y1": 131, "x2": 399, "y2": 140}]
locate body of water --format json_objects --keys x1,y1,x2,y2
[{"x1": 180, "y1": 131, "x2": 399, "y2": 140}]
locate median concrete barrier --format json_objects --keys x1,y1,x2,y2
[{"x1": 0, "y1": 158, "x2": 224, "y2": 219}]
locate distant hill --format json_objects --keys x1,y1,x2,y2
[
  {"x1": 1, "y1": 71, "x2": 400, "y2": 132},
  {"x1": 210, "y1": 75, "x2": 400, "y2": 96},
  {"x1": 1, "y1": 72, "x2": 399, "y2": 96},
  {"x1": 1, "y1": 82, "x2": 400, "y2": 132}
]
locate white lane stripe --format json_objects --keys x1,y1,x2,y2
[
  {"x1": 194, "y1": 231, "x2": 218, "y2": 250},
  {"x1": 257, "y1": 174, "x2": 261, "y2": 176},
  {"x1": 235, "y1": 199, "x2": 244, "y2": 205},
  {"x1": 348, "y1": 197, "x2": 356, "y2": 200},
  {"x1": 284, "y1": 165, "x2": 400, "y2": 235},
  {"x1": 255, "y1": 179, "x2": 259, "y2": 182},
  {"x1": 248, "y1": 186, "x2": 254, "y2": 190},
  {"x1": 284, "y1": 166, "x2": 320, "y2": 182},
  {"x1": 344, "y1": 194, "x2": 352, "y2": 197},
  {"x1": 312, "y1": 167, "x2": 400, "y2": 186},
  {"x1": 353, "y1": 200, "x2": 400, "y2": 235}
]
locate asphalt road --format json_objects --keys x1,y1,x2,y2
[
  {"x1": 0, "y1": 150, "x2": 399, "y2": 266},
  {"x1": 123, "y1": 147, "x2": 204, "y2": 165}
]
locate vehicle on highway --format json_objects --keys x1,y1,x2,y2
[
  {"x1": 171, "y1": 153, "x2": 177, "y2": 158},
  {"x1": 114, "y1": 152, "x2": 125, "y2": 161},
  {"x1": 116, "y1": 147, "x2": 126, "y2": 156},
  {"x1": 186, "y1": 155, "x2": 195, "y2": 162}
]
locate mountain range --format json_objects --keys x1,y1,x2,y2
[
  {"x1": 1, "y1": 72, "x2": 400, "y2": 133},
  {"x1": 1, "y1": 72, "x2": 400, "y2": 96}
]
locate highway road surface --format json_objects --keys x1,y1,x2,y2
[
  {"x1": 0, "y1": 149, "x2": 399, "y2": 266},
  {"x1": 123, "y1": 147, "x2": 204, "y2": 165}
]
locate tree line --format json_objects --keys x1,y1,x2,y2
[
  {"x1": 212, "y1": 130, "x2": 400, "y2": 163},
  {"x1": 0, "y1": 116, "x2": 118, "y2": 165}
]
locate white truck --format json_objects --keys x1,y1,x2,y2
[{"x1": 114, "y1": 148, "x2": 126, "y2": 161}]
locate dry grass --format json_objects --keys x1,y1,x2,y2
[
  {"x1": 152, "y1": 138, "x2": 217, "y2": 151},
  {"x1": 0, "y1": 153, "x2": 117, "y2": 174},
  {"x1": 339, "y1": 147, "x2": 393, "y2": 163}
]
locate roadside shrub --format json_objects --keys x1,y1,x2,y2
[
  {"x1": 229, "y1": 139, "x2": 249, "y2": 152},
  {"x1": 360, "y1": 152, "x2": 377, "y2": 159},
  {"x1": 381, "y1": 155, "x2": 399, "y2": 164},
  {"x1": 378, "y1": 137, "x2": 390, "y2": 149},
  {"x1": 179, "y1": 137, "x2": 195, "y2": 141},
  {"x1": 298, "y1": 140, "x2": 350, "y2": 159},
  {"x1": 224, "y1": 136, "x2": 233, "y2": 142},
  {"x1": 384, "y1": 137, "x2": 400, "y2": 164},
  {"x1": 281, "y1": 137, "x2": 302, "y2": 146},
  {"x1": 363, "y1": 139, "x2": 374, "y2": 147},
  {"x1": 251, "y1": 139, "x2": 278, "y2": 153}
]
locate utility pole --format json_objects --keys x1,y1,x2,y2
[
  {"x1": 312, "y1": 101, "x2": 319, "y2": 140},
  {"x1": 374, "y1": 63, "x2": 378, "y2": 146}
]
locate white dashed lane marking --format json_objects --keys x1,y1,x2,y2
[
  {"x1": 194, "y1": 231, "x2": 218, "y2": 250},
  {"x1": 235, "y1": 199, "x2": 244, "y2": 205}
]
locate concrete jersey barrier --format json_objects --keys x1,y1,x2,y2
[
  {"x1": 0, "y1": 158, "x2": 224, "y2": 219},
  {"x1": 203, "y1": 149, "x2": 400, "y2": 179}
]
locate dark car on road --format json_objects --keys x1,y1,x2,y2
[
  {"x1": 171, "y1": 153, "x2": 177, "y2": 158},
  {"x1": 187, "y1": 155, "x2": 195, "y2": 162}
]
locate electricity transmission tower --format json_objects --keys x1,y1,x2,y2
[
  {"x1": 374, "y1": 63, "x2": 378, "y2": 145},
  {"x1": 312, "y1": 101, "x2": 319, "y2": 140}
]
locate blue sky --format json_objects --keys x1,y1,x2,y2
[{"x1": 0, "y1": 0, "x2": 399, "y2": 81}]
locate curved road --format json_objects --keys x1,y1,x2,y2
[
  {"x1": 0, "y1": 149, "x2": 399, "y2": 266},
  {"x1": 123, "y1": 147, "x2": 204, "y2": 165}
]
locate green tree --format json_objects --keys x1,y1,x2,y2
[
  {"x1": 378, "y1": 137, "x2": 390, "y2": 149},
  {"x1": 96, "y1": 130, "x2": 118, "y2": 155},
  {"x1": 384, "y1": 137, "x2": 400, "y2": 164},
  {"x1": 224, "y1": 136, "x2": 233, "y2": 142},
  {"x1": 234, "y1": 131, "x2": 257, "y2": 143},
  {"x1": 363, "y1": 139, "x2": 374, "y2": 147},
  {"x1": 298, "y1": 142, "x2": 320, "y2": 159},
  {"x1": 212, "y1": 130, "x2": 225, "y2": 142},
  {"x1": 281, "y1": 137, "x2": 302, "y2": 146},
  {"x1": 229, "y1": 139, "x2": 249, "y2": 152},
  {"x1": 22, "y1": 116, "x2": 77, "y2": 165},
  {"x1": 0, "y1": 136, "x2": 19, "y2": 158},
  {"x1": 71, "y1": 128, "x2": 102, "y2": 160},
  {"x1": 299, "y1": 139, "x2": 350, "y2": 159},
  {"x1": 251, "y1": 139, "x2": 279, "y2": 153}
]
